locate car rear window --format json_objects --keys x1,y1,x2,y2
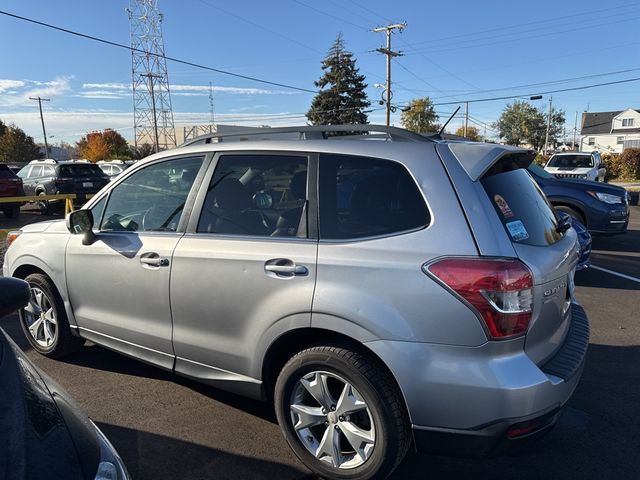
[
  {"x1": 481, "y1": 167, "x2": 562, "y2": 246},
  {"x1": 319, "y1": 154, "x2": 430, "y2": 239},
  {"x1": 59, "y1": 164, "x2": 105, "y2": 176},
  {"x1": 547, "y1": 154, "x2": 593, "y2": 168}
]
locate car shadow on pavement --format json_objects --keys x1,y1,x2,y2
[
  {"x1": 575, "y1": 262, "x2": 639, "y2": 291},
  {"x1": 591, "y1": 229, "x2": 640, "y2": 253},
  {"x1": 96, "y1": 423, "x2": 317, "y2": 480}
]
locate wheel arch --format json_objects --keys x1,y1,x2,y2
[
  {"x1": 261, "y1": 327, "x2": 408, "y2": 412},
  {"x1": 549, "y1": 199, "x2": 588, "y2": 227}
]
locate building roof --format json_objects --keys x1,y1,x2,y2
[{"x1": 581, "y1": 109, "x2": 640, "y2": 135}]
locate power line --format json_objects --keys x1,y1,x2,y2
[
  {"x1": 430, "y1": 67, "x2": 640, "y2": 101},
  {"x1": 0, "y1": 9, "x2": 317, "y2": 94},
  {"x1": 291, "y1": 0, "x2": 369, "y2": 30},
  {"x1": 424, "y1": 76, "x2": 640, "y2": 107},
  {"x1": 404, "y1": 2, "x2": 640, "y2": 49},
  {"x1": 406, "y1": 13, "x2": 640, "y2": 56}
]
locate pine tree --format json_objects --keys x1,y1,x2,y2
[{"x1": 307, "y1": 34, "x2": 370, "y2": 129}]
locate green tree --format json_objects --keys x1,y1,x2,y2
[
  {"x1": 494, "y1": 101, "x2": 545, "y2": 147},
  {"x1": 130, "y1": 143, "x2": 155, "y2": 160},
  {"x1": 400, "y1": 98, "x2": 440, "y2": 133},
  {"x1": 454, "y1": 125, "x2": 482, "y2": 141},
  {"x1": 307, "y1": 34, "x2": 370, "y2": 128},
  {"x1": 0, "y1": 121, "x2": 42, "y2": 163}
]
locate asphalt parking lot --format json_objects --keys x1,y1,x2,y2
[{"x1": 1, "y1": 206, "x2": 639, "y2": 480}]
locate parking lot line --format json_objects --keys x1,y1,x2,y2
[{"x1": 590, "y1": 265, "x2": 640, "y2": 284}]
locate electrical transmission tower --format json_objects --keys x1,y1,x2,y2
[
  {"x1": 209, "y1": 81, "x2": 215, "y2": 125},
  {"x1": 127, "y1": 0, "x2": 176, "y2": 151}
]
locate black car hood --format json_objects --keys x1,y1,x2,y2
[{"x1": 0, "y1": 329, "x2": 99, "y2": 480}]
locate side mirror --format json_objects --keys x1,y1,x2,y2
[
  {"x1": 66, "y1": 209, "x2": 97, "y2": 245},
  {"x1": 0, "y1": 278, "x2": 30, "y2": 318}
]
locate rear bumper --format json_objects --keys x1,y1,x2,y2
[{"x1": 365, "y1": 304, "x2": 589, "y2": 456}]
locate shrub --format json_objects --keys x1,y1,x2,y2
[
  {"x1": 534, "y1": 154, "x2": 550, "y2": 166},
  {"x1": 613, "y1": 148, "x2": 640, "y2": 180},
  {"x1": 602, "y1": 152, "x2": 622, "y2": 180}
]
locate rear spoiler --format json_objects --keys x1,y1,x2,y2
[{"x1": 440, "y1": 143, "x2": 536, "y2": 181}]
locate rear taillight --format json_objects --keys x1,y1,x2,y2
[
  {"x1": 425, "y1": 258, "x2": 534, "y2": 340},
  {"x1": 55, "y1": 177, "x2": 74, "y2": 185}
]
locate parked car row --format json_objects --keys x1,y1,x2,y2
[{"x1": 3, "y1": 125, "x2": 593, "y2": 480}]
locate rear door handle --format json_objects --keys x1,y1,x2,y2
[
  {"x1": 140, "y1": 253, "x2": 170, "y2": 267},
  {"x1": 264, "y1": 259, "x2": 308, "y2": 276}
]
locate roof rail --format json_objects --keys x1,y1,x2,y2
[{"x1": 180, "y1": 124, "x2": 432, "y2": 147}]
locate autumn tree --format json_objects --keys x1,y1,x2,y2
[
  {"x1": 307, "y1": 34, "x2": 370, "y2": 128},
  {"x1": 77, "y1": 129, "x2": 131, "y2": 162},
  {"x1": 454, "y1": 125, "x2": 482, "y2": 141},
  {"x1": 0, "y1": 120, "x2": 42, "y2": 163},
  {"x1": 400, "y1": 98, "x2": 440, "y2": 133}
]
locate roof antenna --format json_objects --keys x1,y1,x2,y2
[{"x1": 439, "y1": 106, "x2": 461, "y2": 136}]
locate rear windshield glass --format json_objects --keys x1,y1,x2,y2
[
  {"x1": 481, "y1": 168, "x2": 562, "y2": 246},
  {"x1": 547, "y1": 154, "x2": 593, "y2": 168},
  {"x1": 0, "y1": 164, "x2": 14, "y2": 178},
  {"x1": 59, "y1": 164, "x2": 105, "y2": 176}
]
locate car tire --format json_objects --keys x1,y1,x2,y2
[
  {"x1": 18, "y1": 273, "x2": 84, "y2": 358},
  {"x1": 555, "y1": 205, "x2": 585, "y2": 226},
  {"x1": 4, "y1": 205, "x2": 20, "y2": 219},
  {"x1": 274, "y1": 346, "x2": 411, "y2": 480},
  {"x1": 37, "y1": 191, "x2": 51, "y2": 215}
]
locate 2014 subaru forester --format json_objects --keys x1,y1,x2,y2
[{"x1": 3, "y1": 125, "x2": 589, "y2": 480}]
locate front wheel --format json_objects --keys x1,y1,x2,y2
[
  {"x1": 274, "y1": 346, "x2": 411, "y2": 480},
  {"x1": 37, "y1": 191, "x2": 51, "y2": 215},
  {"x1": 19, "y1": 273, "x2": 84, "y2": 358}
]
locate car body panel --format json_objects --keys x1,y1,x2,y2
[{"x1": 65, "y1": 231, "x2": 180, "y2": 370}]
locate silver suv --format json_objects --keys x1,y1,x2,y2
[{"x1": 4, "y1": 125, "x2": 589, "y2": 480}]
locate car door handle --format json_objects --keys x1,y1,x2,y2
[
  {"x1": 140, "y1": 254, "x2": 170, "y2": 267},
  {"x1": 264, "y1": 259, "x2": 308, "y2": 276}
]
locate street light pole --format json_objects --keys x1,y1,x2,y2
[{"x1": 29, "y1": 96, "x2": 50, "y2": 158}]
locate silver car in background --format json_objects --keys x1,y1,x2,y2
[{"x1": 3, "y1": 125, "x2": 589, "y2": 480}]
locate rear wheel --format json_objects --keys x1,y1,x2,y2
[
  {"x1": 19, "y1": 273, "x2": 84, "y2": 358},
  {"x1": 3, "y1": 205, "x2": 20, "y2": 219},
  {"x1": 274, "y1": 346, "x2": 411, "y2": 480}
]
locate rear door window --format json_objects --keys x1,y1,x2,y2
[
  {"x1": 481, "y1": 168, "x2": 561, "y2": 246},
  {"x1": 59, "y1": 164, "x2": 104, "y2": 177},
  {"x1": 319, "y1": 154, "x2": 429, "y2": 239},
  {"x1": 0, "y1": 165, "x2": 14, "y2": 178}
]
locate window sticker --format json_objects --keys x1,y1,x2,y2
[
  {"x1": 506, "y1": 220, "x2": 529, "y2": 242},
  {"x1": 493, "y1": 194, "x2": 514, "y2": 218}
]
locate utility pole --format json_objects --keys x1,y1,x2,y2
[
  {"x1": 141, "y1": 73, "x2": 161, "y2": 152},
  {"x1": 373, "y1": 23, "x2": 406, "y2": 126},
  {"x1": 29, "y1": 96, "x2": 50, "y2": 158},
  {"x1": 463, "y1": 101, "x2": 469, "y2": 137},
  {"x1": 572, "y1": 111, "x2": 578, "y2": 150},
  {"x1": 544, "y1": 96, "x2": 553, "y2": 154}
]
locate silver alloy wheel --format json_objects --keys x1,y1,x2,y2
[
  {"x1": 290, "y1": 370, "x2": 376, "y2": 469},
  {"x1": 23, "y1": 287, "x2": 57, "y2": 348}
]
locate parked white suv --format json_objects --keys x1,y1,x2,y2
[{"x1": 544, "y1": 151, "x2": 606, "y2": 181}]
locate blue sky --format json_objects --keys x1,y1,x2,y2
[{"x1": 1, "y1": 0, "x2": 640, "y2": 144}]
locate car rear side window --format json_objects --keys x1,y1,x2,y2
[
  {"x1": 482, "y1": 167, "x2": 561, "y2": 246},
  {"x1": 197, "y1": 154, "x2": 308, "y2": 237},
  {"x1": 319, "y1": 154, "x2": 429, "y2": 240}
]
